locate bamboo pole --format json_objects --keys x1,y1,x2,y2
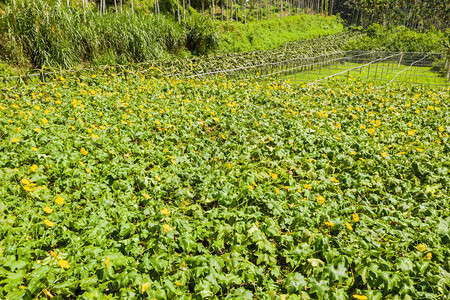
[{"x1": 82, "y1": 0, "x2": 86, "y2": 22}]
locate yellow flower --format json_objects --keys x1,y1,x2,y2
[
  {"x1": 271, "y1": 173, "x2": 278, "y2": 180},
  {"x1": 352, "y1": 213, "x2": 359, "y2": 222},
  {"x1": 143, "y1": 194, "x2": 151, "y2": 199},
  {"x1": 417, "y1": 244, "x2": 426, "y2": 252},
  {"x1": 353, "y1": 295, "x2": 367, "y2": 300},
  {"x1": 142, "y1": 282, "x2": 150, "y2": 294},
  {"x1": 317, "y1": 195, "x2": 325, "y2": 204},
  {"x1": 42, "y1": 118, "x2": 48, "y2": 125},
  {"x1": 350, "y1": 151, "x2": 357, "y2": 155},
  {"x1": 345, "y1": 222, "x2": 353, "y2": 231},
  {"x1": 415, "y1": 148, "x2": 423, "y2": 152},
  {"x1": 163, "y1": 224, "x2": 173, "y2": 232},
  {"x1": 35, "y1": 128, "x2": 41, "y2": 132},
  {"x1": 297, "y1": 187, "x2": 302, "y2": 193},
  {"x1": 160, "y1": 208, "x2": 170, "y2": 215},
  {"x1": 381, "y1": 152, "x2": 388, "y2": 158},
  {"x1": 426, "y1": 252, "x2": 432, "y2": 260},
  {"x1": 105, "y1": 256, "x2": 110, "y2": 268},
  {"x1": 44, "y1": 219, "x2": 55, "y2": 227},
  {"x1": 248, "y1": 185, "x2": 254, "y2": 190},
  {"x1": 275, "y1": 188, "x2": 280, "y2": 194},
  {"x1": 335, "y1": 123, "x2": 341, "y2": 129},
  {"x1": 30, "y1": 164, "x2": 38, "y2": 172},
  {"x1": 21, "y1": 178, "x2": 31, "y2": 185},
  {"x1": 122, "y1": 114, "x2": 127, "y2": 119},
  {"x1": 55, "y1": 196, "x2": 64, "y2": 205},
  {"x1": 407, "y1": 130, "x2": 416, "y2": 136},
  {"x1": 86, "y1": 168, "x2": 91, "y2": 173},
  {"x1": 58, "y1": 259, "x2": 70, "y2": 269},
  {"x1": 23, "y1": 182, "x2": 38, "y2": 192},
  {"x1": 174, "y1": 281, "x2": 184, "y2": 286},
  {"x1": 214, "y1": 117, "x2": 219, "y2": 122},
  {"x1": 304, "y1": 184, "x2": 312, "y2": 190},
  {"x1": 32, "y1": 147, "x2": 38, "y2": 151},
  {"x1": 80, "y1": 147, "x2": 88, "y2": 155},
  {"x1": 43, "y1": 207, "x2": 53, "y2": 214},
  {"x1": 42, "y1": 288, "x2": 54, "y2": 298},
  {"x1": 438, "y1": 126, "x2": 444, "y2": 132},
  {"x1": 324, "y1": 221, "x2": 334, "y2": 227},
  {"x1": 11, "y1": 138, "x2": 19, "y2": 143},
  {"x1": 155, "y1": 175, "x2": 161, "y2": 181},
  {"x1": 367, "y1": 128, "x2": 375, "y2": 134},
  {"x1": 330, "y1": 177, "x2": 339, "y2": 183}
]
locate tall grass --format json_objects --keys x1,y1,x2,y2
[{"x1": 0, "y1": 1, "x2": 219, "y2": 69}]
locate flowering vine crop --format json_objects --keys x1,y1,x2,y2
[{"x1": 0, "y1": 73, "x2": 448, "y2": 299}]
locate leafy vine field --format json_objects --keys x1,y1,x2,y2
[
  {"x1": 157, "y1": 32, "x2": 359, "y2": 76},
  {"x1": 0, "y1": 73, "x2": 449, "y2": 299}
]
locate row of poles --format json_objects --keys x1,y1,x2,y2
[{"x1": 1, "y1": 52, "x2": 448, "y2": 87}]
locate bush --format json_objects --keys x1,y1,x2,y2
[{"x1": 183, "y1": 14, "x2": 220, "y2": 55}]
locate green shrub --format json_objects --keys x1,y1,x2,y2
[{"x1": 183, "y1": 14, "x2": 220, "y2": 55}]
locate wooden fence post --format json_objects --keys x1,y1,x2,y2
[
  {"x1": 397, "y1": 52, "x2": 404, "y2": 69},
  {"x1": 446, "y1": 56, "x2": 450, "y2": 82}
]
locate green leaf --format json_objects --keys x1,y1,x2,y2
[
  {"x1": 285, "y1": 273, "x2": 307, "y2": 293},
  {"x1": 309, "y1": 278, "x2": 329, "y2": 299}
]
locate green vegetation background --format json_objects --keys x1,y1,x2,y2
[{"x1": 0, "y1": 0, "x2": 448, "y2": 76}]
